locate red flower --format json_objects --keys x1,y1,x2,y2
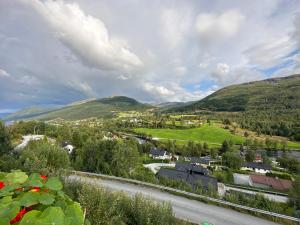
[
  {"x1": 40, "y1": 175, "x2": 47, "y2": 180},
  {"x1": 0, "y1": 181, "x2": 5, "y2": 189},
  {"x1": 30, "y1": 187, "x2": 40, "y2": 192},
  {"x1": 10, "y1": 208, "x2": 27, "y2": 224}
]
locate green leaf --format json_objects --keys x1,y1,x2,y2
[
  {"x1": 65, "y1": 202, "x2": 84, "y2": 225},
  {"x1": 20, "y1": 192, "x2": 40, "y2": 207},
  {"x1": 45, "y1": 177, "x2": 63, "y2": 191},
  {"x1": 84, "y1": 219, "x2": 91, "y2": 225},
  {"x1": 0, "y1": 196, "x2": 12, "y2": 204},
  {"x1": 0, "y1": 201, "x2": 20, "y2": 220},
  {"x1": 0, "y1": 218, "x2": 10, "y2": 225},
  {"x1": 39, "y1": 192, "x2": 55, "y2": 205},
  {"x1": 27, "y1": 173, "x2": 43, "y2": 188},
  {"x1": 19, "y1": 210, "x2": 41, "y2": 225},
  {"x1": 5, "y1": 171, "x2": 28, "y2": 184},
  {"x1": 35, "y1": 207, "x2": 65, "y2": 225}
]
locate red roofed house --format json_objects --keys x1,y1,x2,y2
[{"x1": 250, "y1": 174, "x2": 292, "y2": 191}]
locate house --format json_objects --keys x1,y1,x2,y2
[
  {"x1": 241, "y1": 162, "x2": 272, "y2": 174},
  {"x1": 185, "y1": 156, "x2": 219, "y2": 167},
  {"x1": 254, "y1": 154, "x2": 263, "y2": 163},
  {"x1": 250, "y1": 174, "x2": 292, "y2": 191},
  {"x1": 61, "y1": 141, "x2": 74, "y2": 154},
  {"x1": 149, "y1": 148, "x2": 172, "y2": 160},
  {"x1": 157, "y1": 168, "x2": 218, "y2": 191},
  {"x1": 175, "y1": 162, "x2": 210, "y2": 176}
]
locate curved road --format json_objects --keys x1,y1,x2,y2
[{"x1": 69, "y1": 175, "x2": 280, "y2": 225}]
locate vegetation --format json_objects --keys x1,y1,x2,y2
[
  {"x1": 135, "y1": 123, "x2": 245, "y2": 147},
  {"x1": 0, "y1": 171, "x2": 85, "y2": 225},
  {"x1": 0, "y1": 121, "x2": 11, "y2": 156},
  {"x1": 64, "y1": 180, "x2": 180, "y2": 225},
  {"x1": 170, "y1": 75, "x2": 300, "y2": 142},
  {"x1": 6, "y1": 96, "x2": 153, "y2": 121}
]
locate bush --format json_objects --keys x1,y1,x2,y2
[
  {"x1": 266, "y1": 172, "x2": 293, "y2": 180},
  {"x1": 64, "y1": 179, "x2": 176, "y2": 225},
  {"x1": 19, "y1": 141, "x2": 70, "y2": 176},
  {"x1": 0, "y1": 171, "x2": 85, "y2": 225}
]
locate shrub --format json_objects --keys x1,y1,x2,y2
[
  {"x1": 0, "y1": 170, "x2": 86, "y2": 225},
  {"x1": 64, "y1": 179, "x2": 176, "y2": 225},
  {"x1": 19, "y1": 141, "x2": 70, "y2": 176}
]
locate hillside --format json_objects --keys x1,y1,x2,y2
[
  {"x1": 173, "y1": 74, "x2": 300, "y2": 112},
  {"x1": 8, "y1": 96, "x2": 152, "y2": 121},
  {"x1": 3, "y1": 106, "x2": 58, "y2": 121}
]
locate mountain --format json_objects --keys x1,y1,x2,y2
[
  {"x1": 154, "y1": 101, "x2": 197, "y2": 112},
  {"x1": 3, "y1": 106, "x2": 58, "y2": 121},
  {"x1": 10, "y1": 96, "x2": 153, "y2": 121},
  {"x1": 173, "y1": 74, "x2": 300, "y2": 112}
]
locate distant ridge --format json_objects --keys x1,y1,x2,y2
[
  {"x1": 172, "y1": 74, "x2": 300, "y2": 112},
  {"x1": 7, "y1": 96, "x2": 152, "y2": 121}
]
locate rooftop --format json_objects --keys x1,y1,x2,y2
[{"x1": 250, "y1": 174, "x2": 292, "y2": 191}]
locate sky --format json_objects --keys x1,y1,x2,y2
[{"x1": 0, "y1": 0, "x2": 300, "y2": 112}]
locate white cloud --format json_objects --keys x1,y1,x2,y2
[
  {"x1": 195, "y1": 10, "x2": 244, "y2": 45},
  {"x1": 161, "y1": 7, "x2": 192, "y2": 49},
  {"x1": 143, "y1": 83, "x2": 175, "y2": 97},
  {"x1": 174, "y1": 66, "x2": 187, "y2": 76},
  {"x1": 212, "y1": 63, "x2": 230, "y2": 83},
  {"x1": 22, "y1": 0, "x2": 143, "y2": 73},
  {"x1": 243, "y1": 36, "x2": 297, "y2": 69},
  {"x1": 0, "y1": 69, "x2": 10, "y2": 77}
]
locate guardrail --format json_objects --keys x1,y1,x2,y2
[
  {"x1": 71, "y1": 170, "x2": 300, "y2": 224},
  {"x1": 225, "y1": 183, "x2": 289, "y2": 196}
]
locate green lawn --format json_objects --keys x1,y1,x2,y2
[
  {"x1": 287, "y1": 141, "x2": 300, "y2": 150},
  {"x1": 135, "y1": 124, "x2": 245, "y2": 146}
]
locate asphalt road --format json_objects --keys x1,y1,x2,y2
[{"x1": 69, "y1": 175, "x2": 280, "y2": 225}]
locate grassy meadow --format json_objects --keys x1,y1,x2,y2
[{"x1": 135, "y1": 123, "x2": 245, "y2": 147}]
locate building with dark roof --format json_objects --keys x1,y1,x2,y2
[
  {"x1": 149, "y1": 148, "x2": 171, "y2": 160},
  {"x1": 175, "y1": 162, "x2": 210, "y2": 176},
  {"x1": 242, "y1": 162, "x2": 272, "y2": 174},
  {"x1": 157, "y1": 168, "x2": 218, "y2": 191},
  {"x1": 185, "y1": 156, "x2": 220, "y2": 167}
]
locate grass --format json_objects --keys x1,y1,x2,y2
[
  {"x1": 287, "y1": 141, "x2": 300, "y2": 150},
  {"x1": 135, "y1": 123, "x2": 245, "y2": 146}
]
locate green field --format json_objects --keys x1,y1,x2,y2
[
  {"x1": 135, "y1": 124, "x2": 300, "y2": 150},
  {"x1": 135, "y1": 124, "x2": 245, "y2": 147}
]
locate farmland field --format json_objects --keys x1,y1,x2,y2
[
  {"x1": 135, "y1": 124, "x2": 300, "y2": 149},
  {"x1": 135, "y1": 124, "x2": 245, "y2": 146}
]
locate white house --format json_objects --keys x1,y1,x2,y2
[
  {"x1": 241, "y1": 162, "x2": 272, "y2": 174},
  {"x1": 149, "y1": 148, "x2": 172, "y2": 160},
  {"x1": 61, "y1": 141, "x2": 75, "y2": 154}
]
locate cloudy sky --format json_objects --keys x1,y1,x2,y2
[{"x1": 0, "y1": 0, "x2": 300, "y2": 112}]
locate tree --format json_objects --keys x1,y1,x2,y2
[
  {"x1": 289, "y1": 176, "x2": 300, "y2": 209},
  {"x1": 220, "y1": 140, "x2": 230, "y2": 154},
  {"x1": 20, "y1": 141, "x2": 70, "y2": 176},
  {"x1": 222, "y1": 152, "x2": 244, "y2": 169},
  {"x1": 245, "y1": 149, "x2": 255, "y2": 162},
  {"x1": 111, "y1": 140, "x2": 140, "y2": 176},
  {"x1": 0, "y1": 121, "x2": 11, "y2": 156}
]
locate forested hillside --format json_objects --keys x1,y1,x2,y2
[
  {"x1": 175, "y1": 74, "x2": 300, "y2": 112},
  {"x1": 171, "y1": 75, "x2": 300, "y2": 141},
  {"x1": 7, "y1": 96, "x2": 152, "y2": 121}
]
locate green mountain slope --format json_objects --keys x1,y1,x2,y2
[
  {"x1": 3, "y1": 106, "x2": 58, "y2": 121},
  {"x1": 20, "y1": 96, "x2": 152, "y2": 121},
  {"x1": 175, "y1": 74, "x2": 300, "y2": 112}
]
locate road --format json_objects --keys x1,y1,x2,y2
[
  {"x1": 143, "y1": 162, "x2": 175, "y2": 173},
  {"x1": 14, "y1": 135, "x2": 44, "y2": 151},
  {"x1": 69, "y1": 175, "x2": 280, "y2": 225}
]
